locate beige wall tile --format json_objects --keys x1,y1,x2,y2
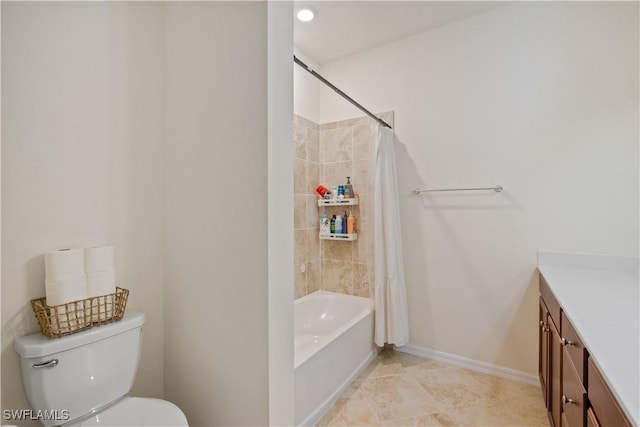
[
  {"x1": 306, "y1": 195, "x2": 319, "y2": 230},
  {"x1": 354, "y1": 204, "x2": 367, "y2": 228},
  {"x1": 294, "y1": 264, "x2": 306, "y2": 299},
  {"x1": 294, "y1": 229, "x2": 306, "y2": 266},
  {"x1": 307, "y1": 261, "x2": 320, "y2": 294},
  {"x1": 319, "y1": 121, "x2": 337, "y2": 131},
  {"x1": 352, "y1": 160, "x2": 370, "y2": 196},
  {"x1": 322, "y1": 260, "x2": 353, "y2": 294},
  {"x1": 294, "y1": 122, "x2": 306, "y2": 160},
  {"x1": 355, "y1": 226, "x2": 373, "y2": 264},
  {"x1": 295, "y1": 114, "x2": 319, "y2": 130},
  {"x1": 294, "y1": 158, "x2": 306, "y2": 194},
  {"x1": 322, "y1": 161, "x2": 352, "y2": 188},
  {"x1": 322, "y1": 239, "x2": 353, "y2": 262},
  {"x1": 321, "y1": 127, "x2": 352, "y2": 162},
  {"x1": 306, "y1": 161, "x2": 320, "y2": 195},
  {"x1": 308, "y1": 128, "x2": 319, "y2": 163},
  {"x1": 377, "y1": 111, "x2": 394, "y2": 126},
  {"x1": 297, "y1": 115, "x2": 377, "y2": 298},
  {"x1": 337, "y1": 116, "x2": 369, "y2": 129},
  {"x1": 353, "y1": 124, "x2": 374, "y2": 161},
  {"x1": 353, "y1": 263, "x2": 371, "y2": 298},
  {"x1": 306, "y1": 228, "x2": 320, "y2": 262},
  {"x1": 294, "y1": 195, "x2": 306, "y2": 230}
]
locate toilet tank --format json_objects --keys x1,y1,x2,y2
[{"x1": 14, "y1": 311, "x2": 145, "y2": 427}]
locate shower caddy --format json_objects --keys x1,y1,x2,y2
[{"x1": 318, "y1": 198, "x2": 358, "y2": 241}]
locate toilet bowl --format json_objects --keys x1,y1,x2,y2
[{"x1": 14, "y1": 311, "x2": 188, "y2": 427}]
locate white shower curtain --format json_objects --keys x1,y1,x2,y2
[{"x1": 372, "y1": 125, "x2": 409, "y2": 347}]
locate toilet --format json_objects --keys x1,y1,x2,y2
[{"x1": 14, "y1": 311, "x2": 188, "y2": 427}]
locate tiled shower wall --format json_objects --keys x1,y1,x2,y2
[
  {"x1": 293, "y1": 115, "x2": 321, "y2": 298},
  {"x1": 293, "y1": 112, "x2": 393, "y2": 300}
]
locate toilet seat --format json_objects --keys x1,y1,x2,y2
[{"x1": 69, "y1": 397, "x2": 188, "y2": 427}]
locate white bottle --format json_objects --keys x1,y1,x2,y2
[
  {"x1": 320, "y1": 211, "x2": 330, "y2": 236},
  {"x1": 335, "y1": 214, "x2": 343, "y2": 235}
]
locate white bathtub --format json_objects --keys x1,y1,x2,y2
[{"x1": 294, "y1": 291, "x2": 376, "y2": 426}]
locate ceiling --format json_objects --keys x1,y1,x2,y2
[{"x1": 294, "y1": 1, "x2": 509, "y2": 64}]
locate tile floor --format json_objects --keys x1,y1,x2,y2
[{"x1": 316, "y1": 349, "x2": 549, "y2": 427}]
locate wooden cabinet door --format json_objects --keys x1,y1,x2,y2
[
  {"x1": 587, "y1": 359, "x2": 632, "y2": 427},
  {"x1": 562, "y1": 348, "x2": 586, "y2": 427},
  {"x1": 562, "y1": 314, "x2": 587, "y2": 383},
  {"x1": 539, "y1": 297, "x2": 550, "y2": 406},
  {"x1": 550, "y1": 321, "x2": 563, "y2": 427},
  {"x1": 587, "y1": 408, "x2": 600, "y2": 427}
]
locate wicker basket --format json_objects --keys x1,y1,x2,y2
[{"x1": 31, "y1": 287, "x2": 129, "y2": 338}]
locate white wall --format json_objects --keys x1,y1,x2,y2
[
  {"x1": 317, "y1": 2, "x2": 639, "y2": 374},
  {"x1": 3, "y1": 3, "x2": 292, "y2": 425},
  {"x1": 162, "y1": 2, "x2": 273, "y2": 425},
  {"x1": 293, "y1": 48, "x2": 320, "y2": 123},
  {"x1": 268, "y1": 2, "x2": 295, "y2": 425},
  {"x1": 1, "y1": 1, "x2": 165, "y2": 422}
]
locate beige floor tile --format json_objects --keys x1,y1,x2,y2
[
  {"x1": 360, "y1": 374, "x2": 443, "y2": 421},
  {"x1": 316, "y1": 391, "x2": 379, "y2": 427},
  {"x1": 498, "y1": 394, "x2": 549, "y2": 426},
  {"x1": 315, "y1": 350, "x2": 548, "y2": 427},
  {"x1": 486, "y1": 376, "x2": 543, "y2": 404}
]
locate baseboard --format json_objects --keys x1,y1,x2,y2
[
  {"x1": 298, "y1": 348, "x2": 378, "y2": 427},
  {"x1": 396, "y1": 344, "x2": 539, "y2": 386}
]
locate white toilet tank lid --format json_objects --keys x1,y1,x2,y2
[{"x1": 14, "y1": 311, "x2": 145, "y2": 359}]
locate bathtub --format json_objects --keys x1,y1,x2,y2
[{"x1": 294, "y1": 291, "x2": 376, "y2": 426}]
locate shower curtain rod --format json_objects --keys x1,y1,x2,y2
[{"x1": 293, "y1": 55, "x2": 392, "y2": 129}]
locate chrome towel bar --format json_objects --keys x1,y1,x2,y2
[{"x1": 413, "y1": 185, "x2": 503, "y2": 194}]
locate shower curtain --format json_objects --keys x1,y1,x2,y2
[{"x1": 372, "y1": 125, "x2": 409, "y2": 347}]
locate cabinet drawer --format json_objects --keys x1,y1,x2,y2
[
  {"x1": 540, "y1": 274, "x2": 561, "y2": 329},
  {"x1": 561, "y1": 313, "x2": 587, "y2": 383},
  {"x1": 587, "y1": 408, "x2": 600, "y2": 427},
  {"x1": 588, "y1": 359, "x2": 632, "y2": 427},
  {"x1": 563, "y1": 350, "x2": 586, "y2": 427}
]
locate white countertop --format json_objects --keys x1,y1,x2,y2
[{"x1": 538, "y1": 251, "x2": 639, "y2": 425}]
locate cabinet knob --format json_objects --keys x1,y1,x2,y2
[
  {"x1": 561, "y1": 338, "x2": 575, "y2": 347},
  {"x1": 562, "y1": 395, "x2": 576, "y2": 405},
  {"x1": 540, "y1": 320, "x2": 547, "y2": 330}
]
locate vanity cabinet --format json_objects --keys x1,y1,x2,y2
[
  {"x1": 561, "y1": 314, "x2": 587, "y2": 427},
  {"x1": 539, "y1": 273, "x2": 633, "y2": 427},
  {"x1": 539, "y1": 276, "x2": 562, "y2": 427},
  {"x1": 539, "y1": 298, "x2": 549, "y2": 404},
  {"x1": 587, "y1": 359, "x2": 632, "y2": 427}
]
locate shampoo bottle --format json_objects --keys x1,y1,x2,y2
[
  {"x1": 335, "y1": 214, "x2": 343, "y2": 235},
  {"x1": 344, "y1": 177, "x2": 353, "y2": 199},
  {"x1": 330, "y1": 215, "x2": 336, "y2": 233},
  {"x1": 342, "y1": 211, "x2": 348, "y2": 234},
  {"x1": 347, "y1": 211, "x2": 356, "y2": 234}
]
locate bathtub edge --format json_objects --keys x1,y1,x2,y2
[{"x1": 297, "y1": 347, "x2": 378, "y2": 427}]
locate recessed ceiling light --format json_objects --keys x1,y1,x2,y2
[{"x1": 296, "y1": 6, "x2": 316, "y2": 22}]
